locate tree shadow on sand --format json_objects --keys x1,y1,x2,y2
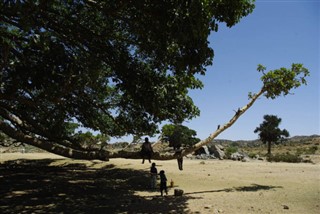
[
  {"x1": 0, "y1": 158, "x2": 196, "y2": 214},
  {"x1": 185, "y1": 184, "x2": 283, "y2": 195}
]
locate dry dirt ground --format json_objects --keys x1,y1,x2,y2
[{"x1": 0, "y1": 153, "x2": 319, "y2": 214}]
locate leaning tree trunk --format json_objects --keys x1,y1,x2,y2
[
  {"x1": 0, "y1": 88, "x2": 265, "y2": 161},
  {"x1": 109, "y1": 88, "x2": 266, "y2": 159},
  {"x1": 0, "y1": 120, "x2": 109, "y2": 161}
]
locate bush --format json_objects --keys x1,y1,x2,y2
[
  {"x1": 307, "y1": 146, "x2": 318, "y2": 154},
  {"x1": 267, "y1": 153, "x2": 302, "y2": 163},
  {"x1": 248, "y1": 153, "x2": 257, "y2": 159},
  {"x1": 225, "y1": 146, "x2": 238, "y2": 158},
  {"x1": 296, "y1": 146, "x2": 318, "y2": 155}
]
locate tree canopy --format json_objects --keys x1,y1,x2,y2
[
  {"x1": 0, "y1": 0, "x2": 256, "y2": 160},
  {"x1": 161, "y1": 124, "x2": 200, "y2": 149}
]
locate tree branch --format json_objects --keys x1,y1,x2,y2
[
  {"x1": 0, "y1": 119, "x2": 109, "y2": 161},
  {"x1": 109, "y1": 88, "x2": 266, "y2": 160},
  {"x1": 0, "y1": 87, "x2": 267, "y2": 161},
  {"x1": 181, "y1": 88, "x2": 265, "y2": 156}
]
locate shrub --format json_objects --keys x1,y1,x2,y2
[
  {"x1": 307, "y1": 146, "x2": 318, "y2": 154},
  {"x1": 248, "y1": 153, "x2": 257, "y2": 159},
  {"x1": 225, "y1": 146, "x2": 238, "y2": 158},
  {"x1": 295, "y1": 148, "x2": 304, "y2": 155},
  {"x1": 296, "y1": 146, "x2": 318, "y2": 155},
  {"x1": 267, "y1": 153, "x2": 302, "y2": 163}
]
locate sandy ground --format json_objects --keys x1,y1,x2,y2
[{"x1": 1, "y1": 153, "x2": 319, "y2": 214}]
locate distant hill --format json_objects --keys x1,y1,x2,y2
[{"x1": 211, "y1": 135, "x2": 320, "y2": 147}]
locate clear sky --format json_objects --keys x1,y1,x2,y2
[{"x1": 112, "y1": 0, "x2": 320, "y2": 143}]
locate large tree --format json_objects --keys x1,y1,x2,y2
[
  {"x1": 254, "y1": 115, "x2": 289, "y2": 156},
  {"x1": 0, "y1": 1, "x2": 309, "y2": 161}
]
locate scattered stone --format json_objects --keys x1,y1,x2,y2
[
  {"x1": 282, "y1": 205, "x2": 289, "y2": 209},
  {"x1": 204, "y1": 205, "x2": 212, "y2": 209}
]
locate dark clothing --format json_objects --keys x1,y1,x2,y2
[
  {"x1": 150, "y1": 166, "x2": 158, "y2": 174},
  {"x1": 141, "y1": 141, "x2": 153, "y2": 163},
  {"x1": 175, "y1": 147, "x2": 183, "y2": 170},
  {"x1": 150, "y1": 165, "x2": 158, "y2": 189},
  {"x1": 159, "y1": 172, "x2": 168, "y2": 196},
  {"x1": 160, "y1": 182, "x2": 167, "y2": 194}
]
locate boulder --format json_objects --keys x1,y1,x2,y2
[
  {"x1": 208, "y1": 145, "x2": 225, "y2": 160},
  {"x1": 231, "y1": 152, "x2": 250, "y2": 162},
  {"x1": 231, "y1": 152, "x2": 244, "y2": 161},
  {"x1": 194, "y1": 146, "x2": 210, "y2": 156}
]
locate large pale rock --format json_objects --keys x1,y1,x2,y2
[{"x1": 208, "y1": 145, "x2": 225, "y2": 160}]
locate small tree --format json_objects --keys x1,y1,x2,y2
[
  {"x1": 254, "y1": 115, "x2": 289, "y2": 156},
  {"x1": 161, "y1": 124, "x2": 200, "y2": 149}
]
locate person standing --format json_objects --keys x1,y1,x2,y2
[
  {"x1": 150, "y1": 162, "x2": 158, "y2": 189},
  {"x1": 174, "y1": 146, "x2": 183, "y2": 170},
  {"x1": 159, "y1": 170, "x2": 168, "y2": 196},
  {"x1": 141, "y1": 137, "x2": 153, "y2": 164}
]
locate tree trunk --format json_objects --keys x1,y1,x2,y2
[
  {"x1": 267, "y1": 141, "x2": 272, "y2": 156},
  {"x1": 0, "y1": 120, "x2": 109, "y2": 161},
  {"x1": 180, "y1": 89, "x2": 265, "y2": 157},
  {"x1": 0, "y1": 89, "x2": 265, "y2": 161}
]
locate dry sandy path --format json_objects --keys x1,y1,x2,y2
[{"x1": 1, "y1": 153, "x2": 319, "y2": 214}]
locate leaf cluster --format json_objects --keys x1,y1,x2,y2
[
  {"x1": 161, "y1": 124, "x2": 200, "y2": 148},
  {"x1": 258, "y1": 64, "x2": 309, "y2": 99}
]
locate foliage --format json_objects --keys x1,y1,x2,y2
[
  {"x1": 254, "y1": 115, "x2": 289, "y2": 155},
  {"x1": 225, "y1": 146, "x2": 238, "y2": 158},
  {"x1": 161, "y1": 124, "x2": 200, "y2": 148},
  {"x1": 296, "y1": 145, "x2": 318, "y2": 155},
  {"x1": 248, "y1": 153, "x2": 258, "y2": 159},
  {"x1": 76, "y1": 131, "x2": 110, "y2": 145},
  {"x1": 0, "y1": 1, "x2": 255, "y2": 157},
  {"x1": 267, "y1": 153, "x2": 302, "y2": 163},
  {"x1": 257, "y1": 64, "x2": 309, "y2": 99}
]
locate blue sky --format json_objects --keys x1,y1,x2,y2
[
  {"x1": 185, "y1": 0, "x2": 319, "y2": 141},
  {"x1": 112, "y1": 0, "x2": 319, "y2": 143}
]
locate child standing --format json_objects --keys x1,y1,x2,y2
[
  {"x1": 159, "y1": 170, "x2": 168, "y2": 196},
  {"x1": 150, "y1": 163, "x2": 158, "y2": 189}
]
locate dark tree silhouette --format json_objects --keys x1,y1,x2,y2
[{"x1": 254, "y1": 115, "x2": 290, "y2": 156}]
